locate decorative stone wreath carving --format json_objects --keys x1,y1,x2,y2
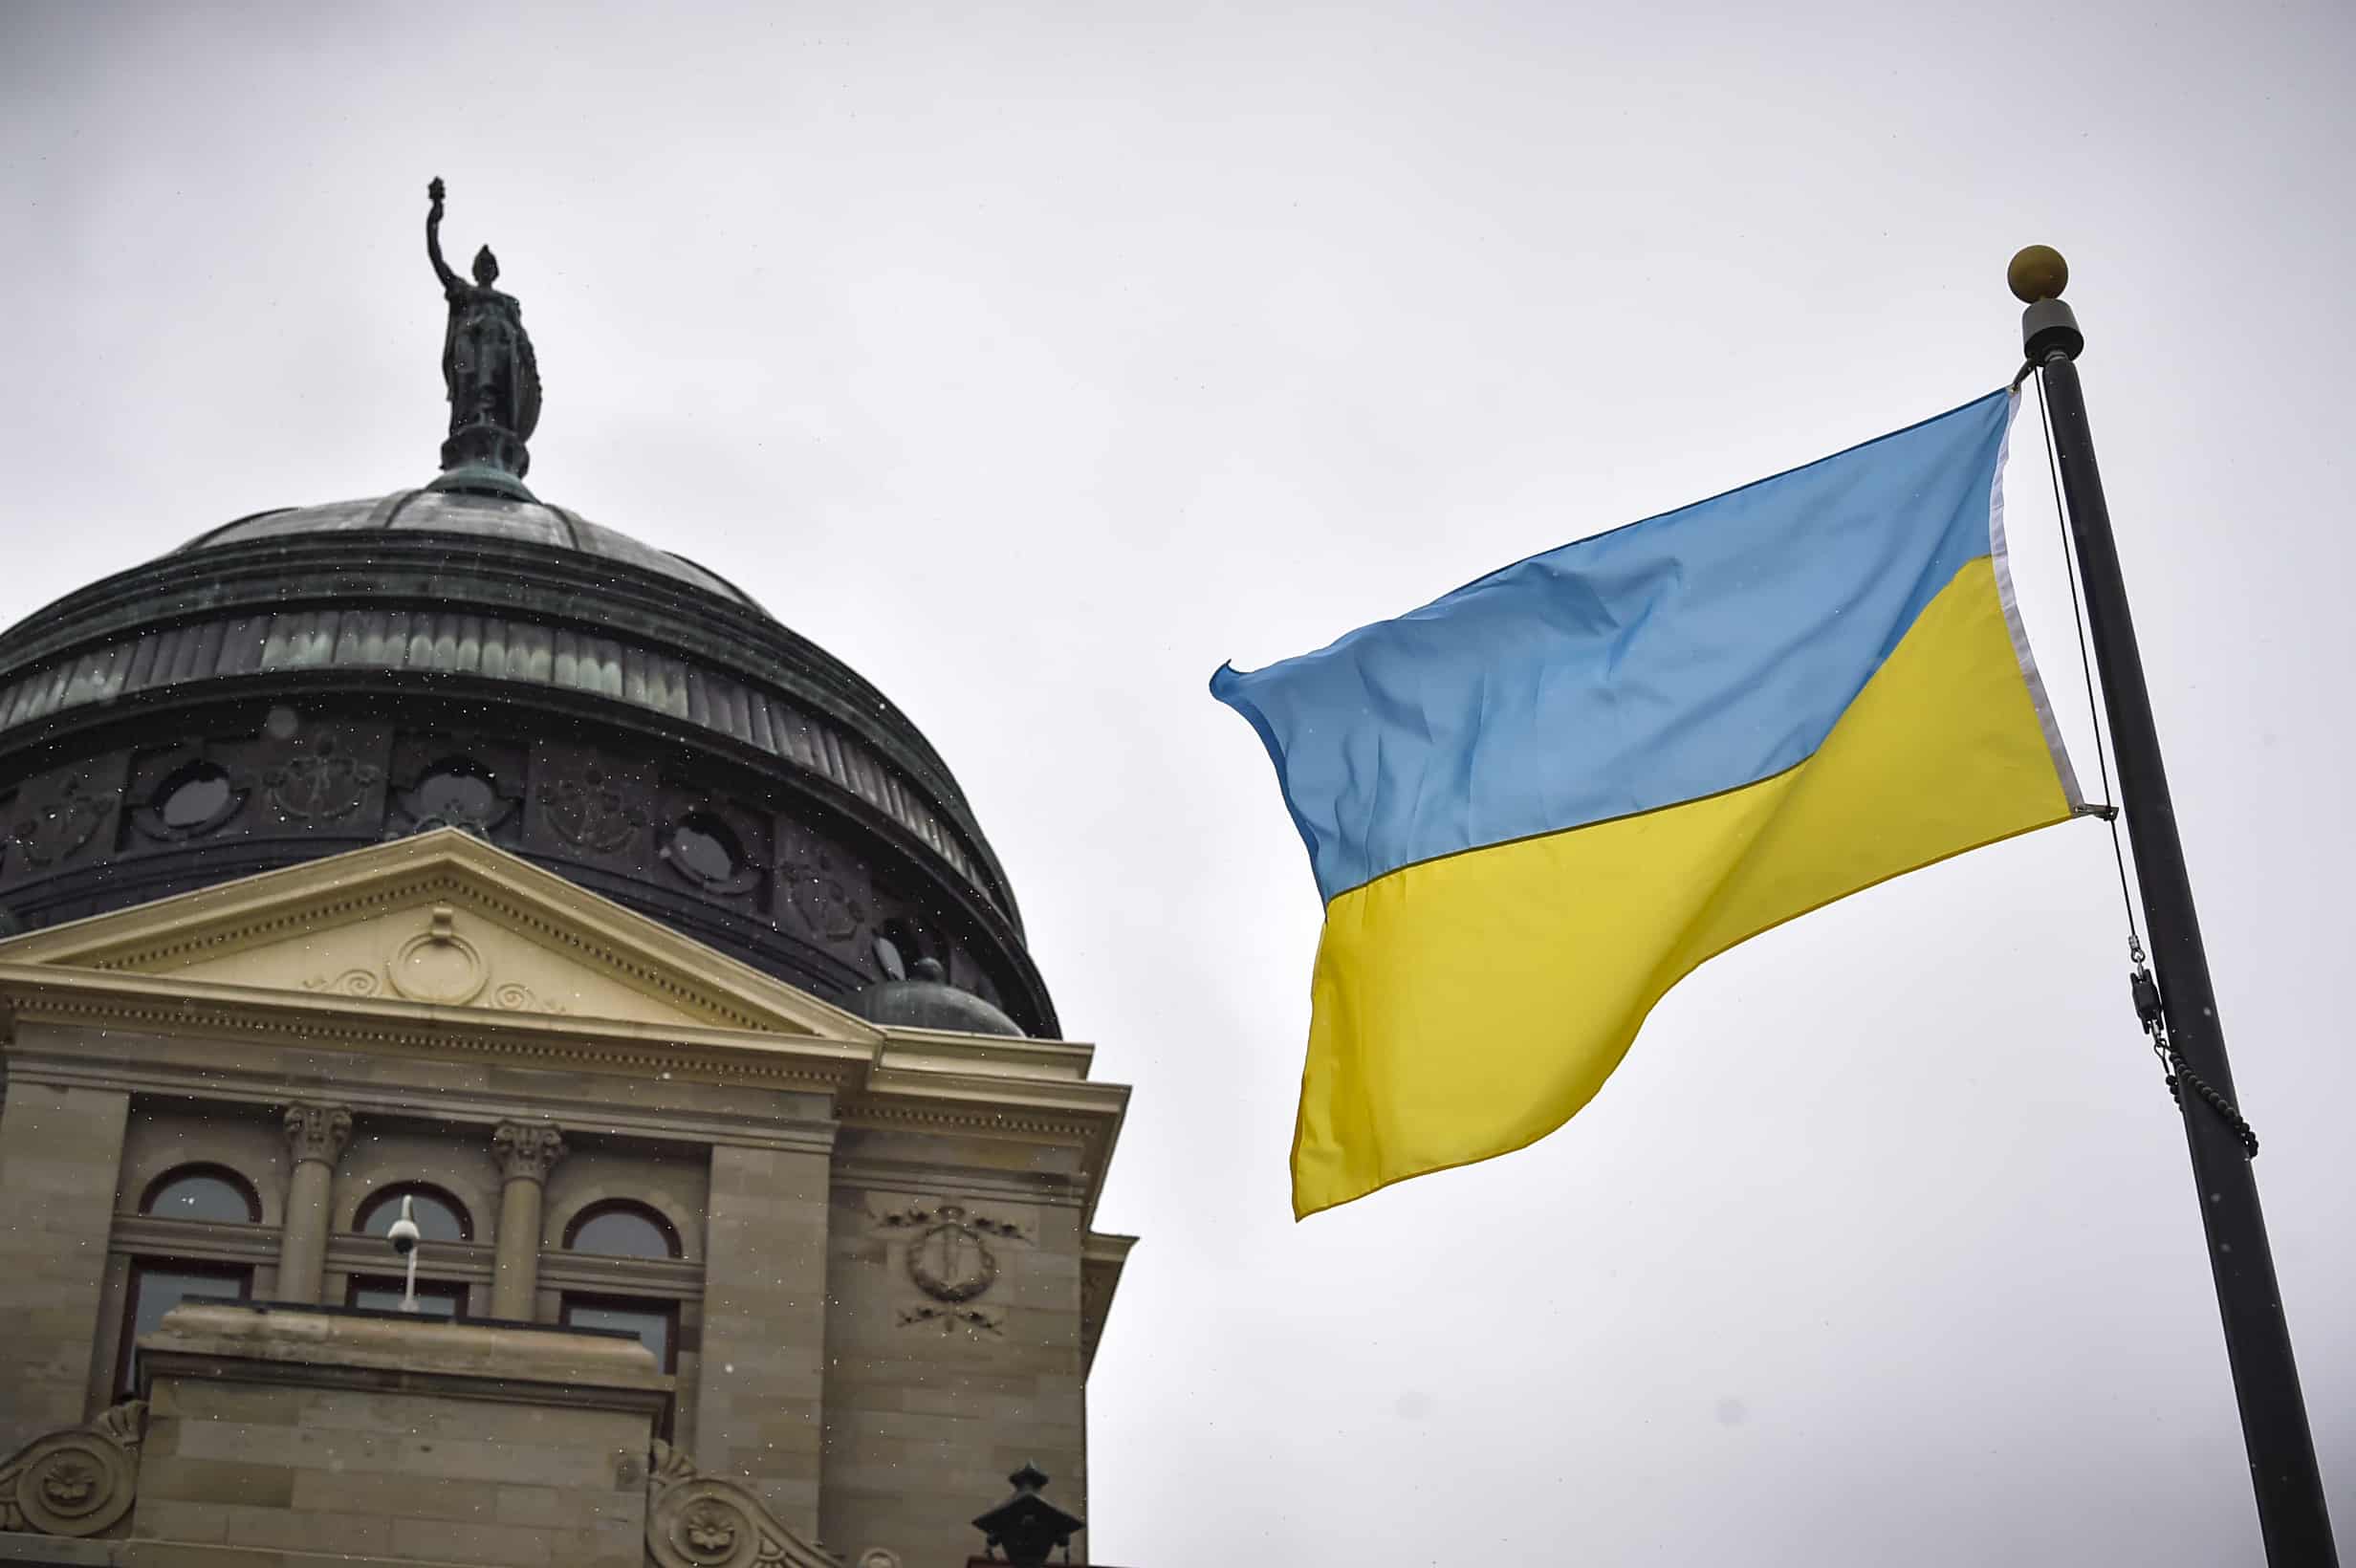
[
  {"x1": 645, "y1": 1440, "x2": 840, "y2": 1568},
  {"x1": 870, "y1": 1200, "x2": 1026, "y2": 1339},
  {"x1": 871, "y1": 1201, "x2": 1025, "y2": 1302},
  {"x1": 0, "y1": 1402, "x2": 144, "y2": 1539}
]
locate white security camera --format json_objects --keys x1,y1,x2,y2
[{"x1": 386, "y1": 1194, "x2": 422, "y2": 1257}]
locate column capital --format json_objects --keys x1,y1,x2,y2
[
  {"x1": 491, "y1": 1121, "x2": 567, "y2": 1185},
  {"x1": 281, "y1": 1102, "x2": 353, "y2": 1169}
]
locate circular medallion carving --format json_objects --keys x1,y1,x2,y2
[
  {"x1": 386, "y1": 905, "x2": 487, "y2": 1005},
  {"x1": 10, "y1": 1429, "x2": 137, "y2": 1537},
  {"x1": 648, "y1": 1480, "x2": 776, "y2": 1568}
]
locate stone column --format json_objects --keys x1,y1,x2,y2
[
  {"x1": 275, "y1": 1102, "x2": 353, "y2": 1304},
  {"x1": 489, "y1": 1121, "x2": 566, "y2": 1320}
]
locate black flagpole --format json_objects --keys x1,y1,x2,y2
[{"x1": 2009, "y1": 246, "x2": 2338, "y2": 1566}]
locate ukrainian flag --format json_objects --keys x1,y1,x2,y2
[{"x1": 1213, "y1": 390, "x2": 2081, "y2": 1217}]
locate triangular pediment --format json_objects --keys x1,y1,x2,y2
[{"x1": 0, "y1": 828, "x2": 882, "y2": 1041}]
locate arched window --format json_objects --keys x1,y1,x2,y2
[
  {"x1": 354, "y1": 1184, "x2": 473, "y2": 1244},
  {"x1": 563, "y1": 1200, "x2": 681, "y2": 1259},
  {"x1": 140, "y1": 1165, "x2": 260, "y2": 1225}
]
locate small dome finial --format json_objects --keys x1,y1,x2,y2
[{"x1": 2008, "y1": 245, "x2": 2069, "y2": 304}]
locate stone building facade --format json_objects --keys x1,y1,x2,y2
[
  {"x1": 0, "y1": 827, "x2": 1128, "y2": 1568},
  {"x1": 0, "y1": 186, "x2": 1131, "y2": 1568}
]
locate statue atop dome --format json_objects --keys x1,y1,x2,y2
[{"x1": 425, "y1": 177, "x2": 540, "y2": 500}]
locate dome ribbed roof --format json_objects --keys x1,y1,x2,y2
[
  {"x1": 0, "y1": 485, "x2": 1056, "y2": 1035},
  {"x1": 179, "y1": 490, "x2": 762, "y2": 612}
]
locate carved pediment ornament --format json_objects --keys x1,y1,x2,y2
[
  {"x1": 491, "y1": 1120, "x2": 567, "y2": 1185},
  {"x1": 646, "y1": 1440, "x2": 840, "y2": 1568},
  {"x1": 282, "y1": 1102, "x2": 354, "y2": 1168},
  {"x1": 298, "y1": 904, "x2": 567, "y2": 1014},
  {"x1": 389, "y1": 904, "x2": 488, "y2": 1004},
  {"x1": 0, "y1": 1402, "x2": 144, "y2": 1538}
]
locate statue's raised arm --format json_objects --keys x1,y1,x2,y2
[{"x1": 425, "y1": 177, "x2": 460, "y2": 292}]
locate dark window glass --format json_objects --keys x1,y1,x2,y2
[
  {"x1": 416, "y1": 766, "x2": 498, "y2": 823},
  {"x1": 140, "y1": 1165, "x2": 260, "y2": 1224},
  {"x1": 669, "y1": 813, "x2": 740, "y2": 883},
  {"x1": 120, "y1": 1262, "x2": 250, "y2": 1393},
  {"x1": 562, "y1": 1296, "x2": 677, "y2": 1372},
  {"x1": 565, "y1": 1203, "x2": 681, "y2": 1259},
  {"x1": 355, "y1": 1186, "x2": 471, "y2": 1243},
  {"x1": 158, "y1": 763, "x2": 232, "y2": 830},
  {"x1": 345, "y1": 1276, "x2": 466, "y2": 1318}
]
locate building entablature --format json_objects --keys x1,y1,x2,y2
[{"x1": 0, "y1": 828, "x2": 1126, "y2": 1213}]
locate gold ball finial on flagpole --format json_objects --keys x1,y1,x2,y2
[{"x1": 2008, "y1": 245, "x2": 2069, "y2": 303}]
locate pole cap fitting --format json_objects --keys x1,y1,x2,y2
[
  {"x1": 2022, "y1": 297, "x2": 2083, "y2": 362},
  {"x1": 2008, "y1": 245, "x2": 2069, "y2": 303}
]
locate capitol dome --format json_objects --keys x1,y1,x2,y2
[{"x1": 0, "y1": 482, "x2": 1054, "y2": 1035}]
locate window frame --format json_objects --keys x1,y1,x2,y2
[
  {"x1": 352, "y1": 1182, "x2": 475, "y2": 1244},
  {"x1": 561, "y1": 1199, "x2": 684, "y2": 1260},
  {"x1": 559, "y1": 1292, "x2": 681, "y2": 1374},
  {"x1": 118, "y1": 1258, "x2": 252, "y2": 1396},
  {"x1": 138, "y1": 1163, "x2": 262, "y2": 1225}
]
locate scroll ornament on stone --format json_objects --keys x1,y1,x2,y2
[{"x1": 645, "y1": 1440, "x2": 841, "y2": 1568}]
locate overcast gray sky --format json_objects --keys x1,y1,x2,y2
[{"x1": 5, "y1": 2, "x2": 2351, "y2": 1561}]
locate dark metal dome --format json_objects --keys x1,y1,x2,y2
[
  {"x1": 179, "y1": 490, "x2": 763, "y2": 611},
  {"x1": 0, "y1": 489, "x2": 1055, "y2": 1036},
  {"x1": 847, "y1": 978, "x2": 1026, "y2": 1038}
]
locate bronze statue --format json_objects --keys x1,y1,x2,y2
[{"x1": 426, "y1": 177, "x2": 540, "y2": 490}]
